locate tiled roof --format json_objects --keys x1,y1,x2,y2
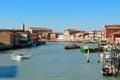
[
  {"x1": 51, "y1": 32, "x2": 63, "y2": 34},
  {"x1": 0, "y1": 29, "x2": 23, "y2": 32},
  {"x1": 105, "y1": 25, "x2": 120, "y2": 29},
  {"x1": 65, "y1": 28, "x2": 81, "y2": 31},
  {"x1": 28, "y1": 27, "x2": 52, "y2": 30},
  {"x1": 0, "y1": 31, "x2": 14, "y2": 34}
]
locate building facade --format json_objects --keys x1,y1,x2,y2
[
  {"x1": 27, "y1": 27, "x2": 52, "y2": 40},
  {"x1": 103, "y1": 24, "x2": 120, "y2": 42},
  {"x1": 74, "y1": 32, "x2": 84, "y2": 42},
  {"x1": 0, "y1": 31, "x2": 20, "y2": 46},
  {"x1": 50, "y1": 32, "x2": 62, "y2": 41},
  {"x1": 0, "y1": 23, "x2": 31, "y2": 46},
  {"x1": 63, "y1": 29, "x2": 81, "y2": 41},
  {"x1": 92, "y1": 30, "x2": 102, "y2": 41},
  {"x1": 16, "y1": 31, "x2": 30, "y2": 44}
]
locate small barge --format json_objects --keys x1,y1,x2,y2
[
  {"x1": 80, "y1": 45, "x2": 103, "y2": 53},
  {"x1": 64, "y1": 43, "x2": 80, "y2": 49}
]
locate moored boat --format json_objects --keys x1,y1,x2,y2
[
  {"x1": 64, "y1": 43, "x2": 80, "y2": 49},
  {"x1": 89, "y1": 47, "x2": 104, "y2": 52},
  {"x1": 80, "y1": 45, "x2": 103, "y2": 53}
]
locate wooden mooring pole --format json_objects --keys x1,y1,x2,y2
[
  {"x1": 98, "y1": 53, "x2": 100, "y2": 63},
  {"x1": 87, "y1": 49, "x2": 90, "y2": 63}
]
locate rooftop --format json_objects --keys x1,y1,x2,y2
[
  {"x1": 105, "y1": 25, "x2": 120, "y2": 29},
  {"x1": 28, "y1": 27, "x2": 52, "y2": 30}
]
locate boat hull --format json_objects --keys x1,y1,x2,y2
[
  {"x1": 64, "y1": 46, "x2": 80, "y2": 49},
  {"x1": 80, "y1": 47, "x2": 104, "y2": 53}
]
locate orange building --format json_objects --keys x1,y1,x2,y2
[{"x1": 103, "y1": 24, "x2": 120, "y2": 42}]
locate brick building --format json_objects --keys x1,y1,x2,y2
[
  {"x1": 103, "y1": 24, "x2": 120, "y2": 42},
  {"x1": 0, "y1": 31, "x2": 20, "y2": 46},
  {"x1": 0, "y1": 23, "x2": 31, "y2": 45}
]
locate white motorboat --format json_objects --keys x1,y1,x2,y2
[
  {"x1": 11, "y1": 53, "x2": 32, "y2": 61},
  {"x1": 11, "y1": 53, "x2": 24, "y2": 61}
]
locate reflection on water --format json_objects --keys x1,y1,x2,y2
[{"x1": 0, "y1": 65, "x2": 17, "y2": 78}]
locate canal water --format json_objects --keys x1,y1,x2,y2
[{"x1": 0, "y1": 42, "x2": 120, "y2": 80}]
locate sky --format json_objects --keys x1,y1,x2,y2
[{"x1": 0, "y1": 0, "x2": 120, "y2": 32}]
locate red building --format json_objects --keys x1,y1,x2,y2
[
  {"x1": 103, "y1": 24, "x2": 120, "y2": 42},
  {"x1": 31, "y1": 33, "x2": 39, "y2": 40}
]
